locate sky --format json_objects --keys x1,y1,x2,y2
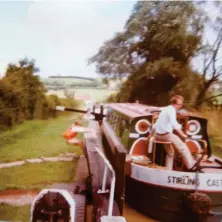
[
  {"x1": 0, "y1": 1, "x2": 221, "y2": 79},
  {"x1": 0, "y1": 1, "x2": 136, "y2": 78}
]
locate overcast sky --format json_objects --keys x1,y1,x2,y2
[
  {"x1": 0, "y1": 1, "x2": 220, "y2": 79},
  {"x1": 0, "y1": 1, "x2": 135, "y2": 78}
]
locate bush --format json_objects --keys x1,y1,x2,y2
[{"x1": 0, "y1": 58, "x2": 78, "y2": 131}]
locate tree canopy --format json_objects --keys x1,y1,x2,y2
[{"x1": 89, "y1": 1, "x2": 221, "y2": 107}]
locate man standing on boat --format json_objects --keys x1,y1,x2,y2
[{"x1": 152, "y1": 95, "x2": 196, "y2": 171}]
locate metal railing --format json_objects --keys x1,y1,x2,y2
[{"x1": 93, "y1": 146, "x2": 116, "y2": 217}]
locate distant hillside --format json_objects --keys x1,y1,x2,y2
[
  {"x1": 40, "y1": 75, "x2": 105, "y2": 89},
  {"x1": 40, "y1": 75, "x2": 127, "y2": 91},
  {"x1": 48, "y1": 76, "x2": 95, "y2": 81}
]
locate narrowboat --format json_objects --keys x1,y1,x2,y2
[{"x1": 102, "y1": 103, "x2": 222, "y2": 222}]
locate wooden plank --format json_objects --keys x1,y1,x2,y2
[
  {"x1": 84, "y1": 120, "x2": 124, "y2": 221},
  {"x1": 75, "y1": 155, "x2": 90, "y2": 182},
  {"x1": 84, "y1": 121, "x2": 106, "y2": 190},
  {"x1": 84, "y1": 120, "x2": 126, "y2": 215},
  {"x1": 101, "y1": 120, "x2": 127, "y2": 215},
  {"x1": 102, "y1": 134, "x2": 126, "y2": 215},
  {"x1": 113, "y1": 150, "x2": 126, "y2": 214}
]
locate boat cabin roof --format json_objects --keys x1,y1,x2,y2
[
  {"x1": 108, "y1": 103, "x2": 163, "y2": 119},
  {"x1": 107, "y1": 103, "x2": 205, "y2": 120}
]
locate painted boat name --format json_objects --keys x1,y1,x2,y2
[
  {"x1": 168, "y1": 176, "x2": 222, "y2": 187},
  {"x1": 207, "y1": 179, "x2": 222, "y2": 187},
  {"x1": 168, "y1": 176, "x2": 198, "y2": 185}
]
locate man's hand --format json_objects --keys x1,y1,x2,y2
[
  {"x1": 147, "y1": 128, "x2": 155, "y2": 141},
  {"x1": 182, "y1": 135, "x2": 188, "y2": 142},
  {"x1": 147, "y1": 135, "x2": 151, "y2": 142},
  {"x1": 175, "y1": 129, "x2": 188, "y2": 141}
]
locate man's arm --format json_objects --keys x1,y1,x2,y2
[
  {"x1": 147, "y1": 124, "x2": 156, "y2": 141},
  {"x1": 169, "y1": 110, "x2": 187, "y2": 140},
  {"x1": 174, "y1": 128, "x2": 187, "y2": 140}
]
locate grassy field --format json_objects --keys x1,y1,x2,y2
[
  {"x1": 0, "y1": 115, "x2": 83, "y2": 163},
  {"x1": 0, "y1": 204, "x2": 30, "y2": 221},
  {"x1": 0, "y1": 161, "x2": 77, "y2": 191},
  {"x1": 47, "y1": 88, "x2": 116, "y2": 102},
  {"x1": 0, "y1": 114, "x2": 82, "y2": 221}
]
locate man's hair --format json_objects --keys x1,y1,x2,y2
[{"x1": 170, "y1": 95, "x2": 184, "y2": 105}]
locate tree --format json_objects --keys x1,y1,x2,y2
[
  {"x1": 194, "y1": 2, "x2": 222, "y2": 106},
  {"x1": 3, "y1": 58, "x2": 45, "y2": 120},
  {"x1": 89, "y1": 1, "x2": 206, "y2": 106},
  {"x1": 0, "y1": 58, "x2": 79, "y2": 130},
  {"x1": 0, "y1": 78, "x2": 21, "y2": 129}
]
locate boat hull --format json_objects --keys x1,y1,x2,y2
[{"x1": 125, "y1": 175, "x2": 222, "y2": 222}]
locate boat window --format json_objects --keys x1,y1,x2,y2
[
  {"x1": 106, "y1": 108, "x2": 130, "y2": 147},
  {"x1": 106, "y1": 107, "x2": 113, "y2": 125},
  {"x1": 121, "y1": 119, "x2": 130, "y2": 148},
  {"x1": 115, "y1": 116, "x2": 122, "y2": 136},
  {"x1": 110, "y1": 112, "x2": 117, "y2": 127},
  {"x1": 112, "y1": 113, "x2": 117, "y2": 128},
  {"x1": 112, "y1": 113, "x2": 121, "y2": 135}
]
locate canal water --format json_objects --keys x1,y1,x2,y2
[{"x1": 123, "y1": 203, "x2": 157, "y2": 222}]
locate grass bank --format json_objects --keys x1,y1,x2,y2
[
  {"x1": 0, "y1": 114, "x2": 82, "y2": 221},
  {"x1": 0, "y1": 115, "x2": 82, "y2": 163},
  {"x1": 0, "y1": 161, "x2": 77, "y2": 191},
  {"x1": 0, "y1": 204, "x2": 30, "y2": 221}
]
